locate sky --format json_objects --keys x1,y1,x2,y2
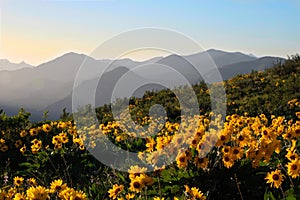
[{"x1": 0, "y1": 0, "x2": 299, "y2": 66}]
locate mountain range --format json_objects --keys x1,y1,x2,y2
[
  {"x1": 0, "y1": 59, "x2": 33, "y2": 71},
  {"x1": 0, "y1": 49, "x2": 285, "y2": 120}
]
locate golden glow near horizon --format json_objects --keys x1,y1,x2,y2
[
  {"x1": 0, "y1": 38, "x2": 172, "y2": 65},
  {"x1": 0, "y1": 31, "x2": 94, "y2": 66},
  {"x1": 0, "y1": 24, "x2": 172, "y2": 65}
]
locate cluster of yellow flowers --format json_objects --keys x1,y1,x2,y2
[
  {"x1": 108, "y1": 184, "x2": 133, "y2": 200},
  {"x1": 0, "y1": 177, "x2": 87, "y2": 200},
  {"x1": 0, "y1": 120, "x2": 85, "y2": 154},
  {"x1": 183, "y1": 185, "x2": 206, "y2": 200},
  {"x1": 107, "y1": 166, "x2": 206, "y2": 200},
  {"x1": 30, "y1": 138, "x2": 42, "y2": 154},
  {"x1": 127, "y1": 166, "x2": 154, "y2": 194},
  {"x1": 0, "y1": 138, "x2": 8, "y2": 152},
  {"x1": 103, "y1": 110, "x2": 300, "y2": 197},
  {"x1": 107, "y1": 165, "x2": 155, "y2": 199},
  {"x1": 264, "y1": 139, "x2": 300, "y2": 188},
  {"x1": 2, "y1": 109, "x2": 299, "y2": 197},
  {"x1": 288, "y1": 98, "x2": 300, "y2": 109},
  {"x1": 139, "y1": 115, "x2": 299, "y2": 190}
]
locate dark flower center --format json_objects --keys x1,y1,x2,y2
[
  {"x1": 238, "y1": 135, "x2": 244, "y2": 141},
  {"x1": 233, "y1": 149, "x2": 239, "y2": 155},
  {"x1": 179, "y1": 157, "x2": 185, "y2": 162},
  {"x1": 55, "y1": 185, "x2": 61, "y2": 190},
  {"x1": 291, "y1": 164, "x2": 298, "y2": 170},
  {"x1": 272, "y1": 174, "x2": 279, "y2": 181},
  {"x1": 224, "y1": 148, "x2": 229, "y2": 153},
  {"x1": 133, "y1": 181, "x2": 141, "y2": 188}
]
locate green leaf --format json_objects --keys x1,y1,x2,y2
[
  {"x1": 285, "y1": 186, "x2": 300, "y2": 200},
  {"x1": 117, "y1": 173, "x2": 126, "y2": 183},
  {"x1": 19, "y1": 162, "x2": 40, "y2": 169},
  {"x1": 285, "y1": 196, "x2": 296, "y2": 200},
  {"x1": 264, "y1": 191, "x2": 276, "y2": 200}
]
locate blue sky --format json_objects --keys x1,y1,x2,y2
[{"x1": 0, "y1": 0, "x2": 299, "y2": 65}]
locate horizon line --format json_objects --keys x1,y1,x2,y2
[{"x1": 0, "y1": 48, "x2": 293, "y2": 67}]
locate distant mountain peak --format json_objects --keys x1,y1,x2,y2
[
  {"x1": 206, "y1": 49, "x2": 252, "y2": 56},
  {"x1": 248, "y1": 53, "x2": 257, "y2": 58},
  {"x1": 57, "y1": 52, "x2": 89, "y2": 60},
  {"x1": 207, "y1": 48, "x2": 224, "y2": 53},
  {"x1": 35, "y1": 52, "x2": 93, "y2": 69},
  {"x1": 62, "y1": 52, "x2": 86, "y2": 57},
  {"x1": 0, "y1": 59, "x2": 34, "y2": 71}
]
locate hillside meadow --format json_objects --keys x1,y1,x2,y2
[{"x1": 0, "y1": 55, "x2": 300, "y2": 199}]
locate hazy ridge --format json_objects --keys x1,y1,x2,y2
[{"x1": 0, "y1": 49, "x2": 285, "y2": 120}]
